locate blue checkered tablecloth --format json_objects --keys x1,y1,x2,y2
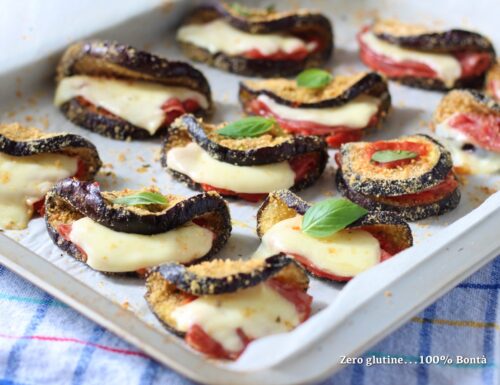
[{"x1": 0, "y1": 256, "x2": 499, "y2": 385}]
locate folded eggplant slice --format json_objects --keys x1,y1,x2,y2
[
  {"x1": 433, "y1": 89, "x2": 500, "y2": 174},
  {"x1": 239, "y1": 72, "x2": 391, "y2": 147},
  {"x1": 145, "y1": 254, "x2": 311, "y2": 360},
  {"x1": 358, "y1": 19, "x2": 496, "y2": 91},
  {"x1": 176, "y1": 2, "x2": 333, "y2": 77},
  {"x1": 486, "y1": 59, "x2": 500, "y2": 100},
  {"x1": 45, "y1": 179, "x2": 231, "y2": 274},
  {"x1": 55, "y1": 40, "x2": 213, "y2": 140},
  {"x1": 255, "y1": 190, "x2": 413, "y2": 282},
  {"x1": 335, "y1": 134, "x2": 460, "y2": 220},
  {"x1": 0, "y1": 123, "x2": 101, "y2": 230},
  {"x1": 161, "y1": 114, "x2": 328, "y2": 202}
]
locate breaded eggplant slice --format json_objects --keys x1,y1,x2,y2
[
  {"x1": 358, "y1": 19, "x2": 496, "y2": 91},
  {"x1": 45, "y1": 179, "x2": 231, "y2": 273},
  {"x1": 145, "y1": 254, "x2": 309, "y2": 338},
  {"x1": 55, "y1": 40, "x2": 213, "y2": 140},
  {"x1": 338, "y1": 134, "x2": 453, "y2": 196},
  {"x1": 176, "y1": 2, "x2": 333, "y2": 77},
  {"x1": 239, "y1": 72, "x2": 391, "y2": 147},
  {"x1": 433, "y1": 89, "x2": 500, "y2": 174},
  {"x1": 0, "y1": 123, "x2": 101, "y2": 230},
  {"x1": 256, "y1": 190, "x2": 413, "y2": 280},
  {"x1": 0, "y1": 123, "x2": 101, "y2": 180},
  {"x1": 161, "y1": 114, "x2": 328, "y2": 199},
  {"x1": 485, "y1": 59, "x2": 500, "y2": 100}
]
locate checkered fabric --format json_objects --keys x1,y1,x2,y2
[{"x1": 0, "y1": 256, "x2": 498, "y2": 385}]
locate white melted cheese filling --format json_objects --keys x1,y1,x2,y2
[
  {"x1": 258, "y1": 94, "x2": 380, "y2": 128},
  {"x1": 166, "y1": 142, "x2": 296, "y2": 193},
  {"x1": 435, "y1": 116, "x2": 500, "y2": 174},
  {"x1": 177, "y1": 19, "x2": 315, "y2": 56},
  {"x1": 69, "y1": 217, "x2": 213, "y2": 272},
  {"x1": 254, "y1": 215, "x2": 381, "y2": 277},
  {"x1": 54, "y1": 75, "x2": 209, "y2": 134},
  {"x1": 171, "y1": 282, "x2": 300, "y2": 353},
  {"x1": 360, "y1": 31, "x2": 461, "y2": 87},
  {"x1": 0, "y1": 152, "x2": 77, "y2": 230}
]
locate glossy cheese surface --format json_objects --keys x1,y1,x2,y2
[
  {"x1": 255, "y1": 215, "x2": 381, "y2": 277},
  {"x1": 69, "y1": 217, "x2": 213, "y2": 272},
  {"x1": 171, "y1": 282, "x2": 300, "y2": 353},
  {"x1": 177, "y1": 19, "x2": 314, "y2": 56},
  {"x1": 0, "y1": 152, "x2": 77, "y2": 230},
  {"x1": 258, "y1": 94, "x2": 380, "y2": 128},
  {"x1": 167, "y1": 142, "x2": 296, "y2": 193},
  {"x1": 54, "y1": 75, "x2": 209, "y2": 134},
  {"x1": 361, "y1": 31, "x2": 461, "y2": 87}
]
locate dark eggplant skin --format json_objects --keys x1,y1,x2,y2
[
  {"x1": 388, "y1": 74, "x2": 488, "y2": 92},
  {"x1": 256, "y1": 190, "x2": 413, "y2": 280},
  {"x1": 335, "y1": 169, "x2": 461, "y2": 221},
  {"x1": 177, "y1": 3, "x2": 333, "y2": 77},
  {"x1": 151, "y1": 254, "x2": 302, "y2": 295},
  {"x1": 44, "y1": 179, "x2": 232, "y2": 270},
  {"x1": 339, "y1": 134, "x2": 453, "y2": 197},
  {"x1": 240, "y1": 72, "x2": 390, "y2": 109},
  {"x1": 0, "y1": 123, "x2": 101, "y2": 180},
  {"x1": 56, "y1": 40, "x2": 213, "y2": 140}
]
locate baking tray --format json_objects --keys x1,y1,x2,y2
[{"x1": 0, "y1": 1, "x2": 499, "y2": 384}]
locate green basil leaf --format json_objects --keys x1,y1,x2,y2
[
  {"x1": 301, "y1": 198, "x2": 368, "y2": 238},
  {"x1": 216, "y1": 117, "x2": 275, "y2": 138},
  {"x1": 229, "y1": 3, "x2": 252, "y2": 16},
  {"x1": 113, "y1": 192, "x2": 168, "y2": 206},
  {"x1": 296, "y1": 68, "x2": 333, "y2": 89},
  {"x1": 371, "y1": 150, "x2": 418, "y2": 163}
]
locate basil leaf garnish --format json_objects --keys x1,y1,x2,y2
[
  {"x1": 371, "y1": 150, "x2": 418, "y2": 163},
  {"x1": 113, "y1": 192, "x2": 168, "y2": 206},
  {"x1": 301, "y1": 198, "x2": 368, "y2": 238},
  {"x1": 296, "y1": 68, "x2": 333, "y2": 89},
  {"x1": 216, "y1": 117, "x2": 275, "y2": 138}
]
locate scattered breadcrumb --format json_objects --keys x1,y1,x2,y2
[{"x1": 384, "y1": 290, "x2": 392, "y2": 297}]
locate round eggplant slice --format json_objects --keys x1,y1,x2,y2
[
  {"x1": 338, "y1": 134, "x2": 453, "y2": 197},
  {"x1": 240, "y1": 72, "x2": 390, "y2": 109},
  {"x1": 56, "y1": 40, "x2": 213, "y2": 140},
  {"x1": 45, "y1": 179, "x2": 232, "y2": 269},
  {"x1": 434, "y1": 89, "x2": 500, "y2": 125},
  {"x1": 176, "y1": 3, "x2": 333, "y2": 77},
  {"x1": 361, "y1": 20, "x2": 496, "y2": 91},
  {"x1": 0, "y1": 123, "x2": 101, "y2": 180},
  {"x1": 256, "y1": 190, "x2": 413, "y2": 279},
  {"x1": 336, "y1": 169, "x2": 461, "y2": 221},
  {"x1": 161, "y1": 114, "x2": 328, "y2": 198},
  {"x1": 145, "y1": 254, "x2": 309, "y2": 337}
]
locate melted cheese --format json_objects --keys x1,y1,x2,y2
[
  {"x1": 69, "y1": 217, "x2": 213, "y2": 272},
  {"x1": 258, "y1": 94, "x2": 380, "y2": 128},
  {"x1": 166, "y1": 142, "x2": 295, "y2": 193},
  {"x1": 0, "y1": 153, "x2": 77, "y2": 230},
  {"x1": 54, "y1": 75, "x2": 209, "y2": 134},
  {"x1": 254, "y1": 215, "x2": 381, "y2": 277},
  {"x1": 361, "y1": 31, "x2": 461, "y2": 87},
  {"x1": 177, "y1": 19, "x2": 315, "y2": 56},
  {"x1": 435, "y1": 118, "x2": 500, "y2": 174},
  {"x1": 171, "y1": 282, "x2": 300, "y2": 353}
]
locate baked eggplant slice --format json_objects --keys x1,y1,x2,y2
[
  {"x1": 0, "y1": 123, "x2": 101, "y2": 230},
  {"x1": 485, "y1": 59, "x2": 500, "y2": 101},
  {"x1": 358, "y1": 19, "x2": 495, "y2": 90},
  {"x1": 239, "y1": 72, "x2": 391, "y2": 147},
  {"x1": 335, "y1": 134, "x2": 461, "y2": 220},
  {"x1": 45, "y1": 178, "x2": 231, "y2": 274},
  {"x1": 161, "y1": 114, "x2": 328, "y2": 202},
  {"x1": 54, "y1": 40, "x2": 213, "y2": 140},
  {"x1": 255, "y1": 190, "x2": 413, "y2": 281},
  {"x1": 176, "y1": 2, "x2": 333, "y2": 77},
  {"x1": 433, "y1": 89, "x2": 500, "y2": 174},
  {"x1": 145, "y1": 254, "x2": 311, "y2": 360}
]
